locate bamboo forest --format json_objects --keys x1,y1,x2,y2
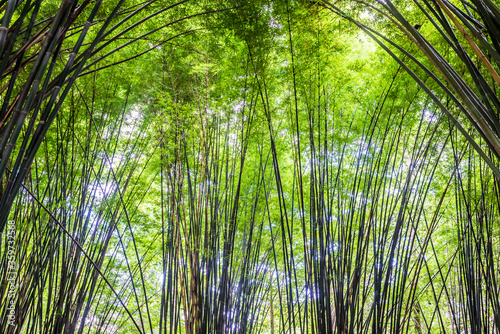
[{"x1": 2, "y1": 0, "x2": 500, "y2": 333}]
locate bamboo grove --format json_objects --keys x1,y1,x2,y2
[{"x1": 0, "y1": 0, "x2": 500, "y2": 333}]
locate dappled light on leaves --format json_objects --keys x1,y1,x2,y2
[{"x1": 1, "y1": 1, "x2": 500, "y2": 333}]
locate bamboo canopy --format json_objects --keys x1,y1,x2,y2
[{"x1": 0, "y1": 0, "x2": 499, "y2": 333}]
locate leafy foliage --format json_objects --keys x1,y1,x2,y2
[{"x1": 0, "y1": 0, "x2": 499, "y2": 333}]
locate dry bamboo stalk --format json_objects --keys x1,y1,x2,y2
[{"x1": 436, "y1": 0, "x2": 500, "y2": 86}]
